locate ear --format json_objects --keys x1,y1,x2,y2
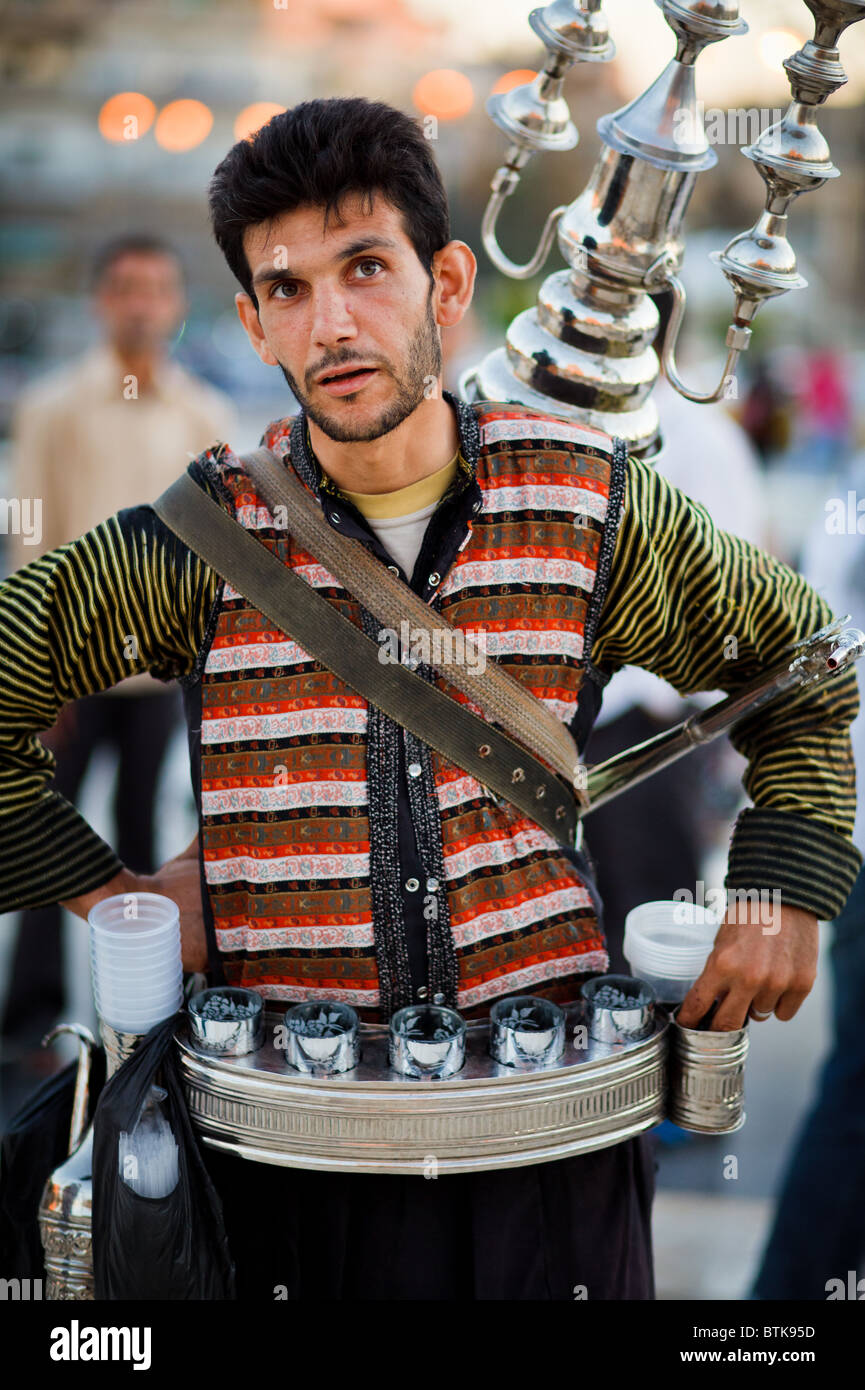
[
  {"x1": 235, "y1": 291, "x2": 280, "y2": 367},
  {"x1": 431, "y1": 241, "x2": 476, "y2": 330}
]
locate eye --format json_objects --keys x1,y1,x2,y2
[
  {"x1": 271, "y1": 280, "x2": 298, "y2": 300},
  {"x1": 354, "y1": 258, "x2": 384, "y2": 279}
]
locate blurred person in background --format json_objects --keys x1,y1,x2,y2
[
  {"x1": 739, "y1": 356, "x2": 794, "y2": 469},
  {"x1": 0, "y1": 235, "x2": 236, "y2": 1074},
  {"x1": 797, "y1": 347, "x2": 853, "y2": 475},
  {"x1": 750, "y1": 447, "x2": 865, "y2": 1299}
]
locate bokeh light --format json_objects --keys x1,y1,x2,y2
[
  {"x1": 98, "y1": 92, "x2": 156, "y2": 144},
  {"x1": 759, "y1": 29, "x2": 805, "y2": 73},
  {"x1": 234, "y1": 102, "x2": 287, "y2": 142},
  {"x1": 154, "y1": 99, "x2": 214, "y2": 153},
  {"x1": 412, "y1": 69, "x2": 474, "y2": 122},
  {"x1": 491, "y1": 70, "x2": 538, "y2": 96}
]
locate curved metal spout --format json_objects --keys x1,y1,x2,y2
[{"x1": 582, "y1": 617, "x2": 865, "y2": 814}]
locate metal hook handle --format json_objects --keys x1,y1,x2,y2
[
  {"x1": 42, "y1": 1022, "x2": 96, "y2": 1157},
  {"x1": 481, "y1": 165, "x2": 569, "y2": 281},
  {"x1": 654, "y1": 271, "x2": 749, "y2": 405}
]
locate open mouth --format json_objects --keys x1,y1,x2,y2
[{"x1": 318, "y1": 366, "x2": 379, "y2": 394}]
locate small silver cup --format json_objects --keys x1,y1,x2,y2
[
  {"x1": 489, "y1": 995, "x2": 566, "y2": 1068},
  {"x1": 389, "y1": 1005, "x2": 466, "y2": 1079},
  {"x1": 282, "y1": 1001, "x2": 360, "y2": 1074},
  {"x1": 188, "y1": 987, "x2": 264, "y2": 1056},
  {"x1": 580, "y1": 975, "x2": 656, "y2": 1044}
]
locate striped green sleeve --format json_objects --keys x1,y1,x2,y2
[
  {"x1": 0, "y1": 467, "x2": 219, "y2": 911},
  {"x1": 590, "y1": 452, "x2": 861, "y2": 921}
]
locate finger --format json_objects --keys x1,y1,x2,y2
[
  {"x1": 773, "y1": 986, "x2": 811, "y2": 1022},
  {"x1": 748, "y1": 989, "x2": 782, "y2": 1023},
  {"x1": 676, "y1": 963, "x2": 723, "y2": 1029},
  {"x1": 710, "y1": 986, "x2": 752, "y2": 1031}
]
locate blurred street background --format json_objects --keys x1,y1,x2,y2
[{"x1": 2, "y1": 0, "x2": 865, "y2": 1301}]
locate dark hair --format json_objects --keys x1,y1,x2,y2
[
  {"x1": 90, "y1": 234, "x2": 184, "y2": 288},
  {"x1": 208, "y1": 96, "x2": 451, "y2": 306}
]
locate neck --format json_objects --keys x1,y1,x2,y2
[
  {"x1": 305, "y1": 391, "x2": 459, "y2": 496},
  {"x1": 110, "y1": 343, "x2": 162, "y2": 393}
]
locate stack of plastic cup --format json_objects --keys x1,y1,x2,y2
[
  {"x1": 623, "y1": 899, "x2": 719, "y2": 1004},
  {"x1": 89, "y1": 892, "x2": 183, "y2": 1033}
]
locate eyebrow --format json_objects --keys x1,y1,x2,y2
[{"x1": 251, "y1": 236, "x2": 399, "y2": 289}]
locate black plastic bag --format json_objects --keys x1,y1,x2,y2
[
  {"x1": 0, "y1": 1047, "x2": 105, "y2": 1280},
  {"x1": 92, "y1": 1011, "x2": 235, "y2": 1300}
]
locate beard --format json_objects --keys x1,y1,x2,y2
[{"x1": 275, "y1": 283, "x2": 442, "y2": 443}]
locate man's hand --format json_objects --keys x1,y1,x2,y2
[
  {"x1": 140, "y1": 835, "x2": 207, "y2": 972},
  {"x1": 676, "y1": 899, "x2": 818, "y2": 1031},
  {"x1": 61, "y1": 835, "x2": 207, "y2": 973}
]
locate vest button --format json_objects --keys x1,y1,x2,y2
[
  {"x1": 428, "y1": 572, "x2": 441, "y2": 587},
  {"x1": 426, "y1": 877, "x2": 439, "y2": 893},
  {"x1": 417, "y1": 986, "x2": 429, "y2": 1000},
  {"x1": 405, "y1": 877, "x2": 420, "y2": 893},
  {"x1": 387, "y1": 565, "x2": 399, "y2": 575},
  {"x1": 408, "y1": 762, "x2": 422, "y2": 778},
  {"x1": 330, "y1": 512, "x2": 341, "y2": 524}
]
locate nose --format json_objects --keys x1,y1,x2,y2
[{"x1": 310, "y1": 281, "x2": 358, "y2": 352}]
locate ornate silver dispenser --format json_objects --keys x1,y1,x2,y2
[
  {"x1": 460, "y1": 1, "x2": 865, "y2": 458},
  {"x1": 37, "y1": 1021, "x2": 145, "y2": 1300}
]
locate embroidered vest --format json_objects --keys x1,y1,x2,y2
[{"x1": 195, "y1": 399, "x2": 624, "y2": 1023}]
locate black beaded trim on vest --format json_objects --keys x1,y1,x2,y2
[
  {"x1": 403, "y1": 720, "x2": 459, "y2": 1006},
  {"x1": 178, "y1": 452, "x2": 234, "y2": 691},
  {"x1": 581, "y1": 434, "x2": 629, "y2": 688},
  {"x1": 360, "y1": 609, "x2": 415, "y2": 1017}
]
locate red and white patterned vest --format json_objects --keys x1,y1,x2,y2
[{"x1": 195, "y1": 399, "x2": 624, "y2": 1022}]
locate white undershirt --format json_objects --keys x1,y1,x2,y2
[{"x1": 363, "y1": 499, "x2": 439, "y2": 578}]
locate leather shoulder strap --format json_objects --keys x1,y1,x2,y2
[
  {"x1": 151, "y1": 471, "x2": 579, "y2": 846},
  {"x1": 241, "y1": 445, "x2": 584, "y2": 791}
]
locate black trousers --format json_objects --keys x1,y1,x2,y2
[
  {"x1": 202, "y1": 1133, "x2": 658, "y2": 1301},
  {"x1": 1, "y1": 687, "x2": 183, "y2": 1044}
]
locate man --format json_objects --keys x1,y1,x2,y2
[
  {"x1": 1, "y1": 235, "x2": 235, "y2": 1061},
  {"x1": 0, "y1": 98, "x2": 859, "y2": 1300}
]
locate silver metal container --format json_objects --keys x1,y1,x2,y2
[
  {"x1": 282, "y1": 1000, "x2": 360, "y2": 1075},
  {"x1": 388, "y1": 1004, "x2": 466, "y2": 1079},
  {"x1": 668, "y1": 1007, "x2": 748, "y2": 1133},
  {"x1": 37, "y1": 1025, "x2": 97, "y2": 1301},
  {"x1": 489, "y1": 995, "x2": 565, "y2": 1068},
  {"x1": 189, "y1": 987, "x2": 264, "y2": 1056},
  {"x1": 38, "y1": 1019, "x2": 150, "y2": 1300},
  {"x1": 581, "y1": 974, "x2": 656, "y2": 1045},
  {"x1": 177, "y1": 1004, "x2": 670, "y2": 1173}
]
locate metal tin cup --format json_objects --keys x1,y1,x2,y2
[
  {"x1": 580, "y1": 974, "x2": 656, "y2": 1045},
  {"x1": 668, "y1": 1006, "x2": 749, "y2": 1133},
  {"x1": 188, "y1": 987, "x2": 264, "y2": 1056},
  {"x1": 388, "y1": 1005, "x2": 466, "y2": 1079},
  {"x1": 489, "y1": 995, "x2": 565, "y2": 1068},
  {"x1": 282, "y1": 1001, "x2": 360, "y2": 1074}
]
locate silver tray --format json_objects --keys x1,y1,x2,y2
[{"x1": 177, "y1": 1005, "x2": 670, "y2": 1174}]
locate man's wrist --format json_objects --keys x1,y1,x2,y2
[{"x1": 59, "y1": 865, "x2": 139, "y2": 923}]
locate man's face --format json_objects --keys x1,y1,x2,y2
[
  {"x1": 238, "y1": 193, "x2": 445, "y2": 443},
  {"x1": 94, "y1": 252, "x2": 186, "y2": 355}
]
